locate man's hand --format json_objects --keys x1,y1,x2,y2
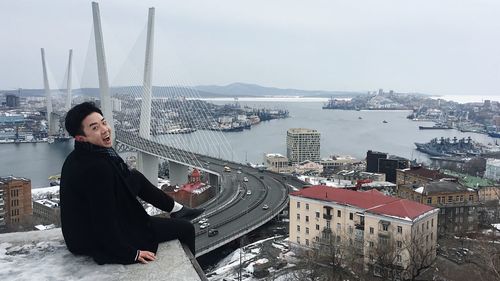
[{"x1": 137, "y1": 250, "x2": 156, "y2": 264}]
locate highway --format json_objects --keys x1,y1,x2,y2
[{"x1": 115, "y1": 130, "x2": 307, "y2": 256}]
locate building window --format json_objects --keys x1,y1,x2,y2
[
  {"x1": 297, "y1": 225, "x2": 300, "y2": 232},
  {"x1": 427, "y1": 197, "x2": 432, "y2": 204},
  {"x1": 316, "y1": 224, "x2": 320, "y2": 230},
  {"x1": 460, "y1": 195, "x2": 464, "y2": 202},
  {"x1": 306, "y1": 227, "x2": 309, "y2": 234},
  {"x1": 316, "y1": 211, "x2": 320, "y2": 218},
  {"x1": 431, "y1": 219, "x2": 434, "y2": 227},
  {"x1": 297, "y1": 236, "x2": 300, "y2": 244},
  {"x1": 349, "y1": 212, "x2": 353, "y2": 220},
  {"x1": 382, "y1": 224, "x2": 388, "y2": 231},
  {"x1": 397, "y1": 241, "x2": 402, "y2": 248},
  {"x1": 297, "y1": 214, "x2": 300, "y2": 220},
  {"x1": 397, "y1": 226, "x2": 402, "y2": 233},
  {"x1": 337, "y1": 223, "x2": 341, "y2": 231},
  {"x1": 396, "y1": 255, "x2": 402, "y2": 263},
  {"x1": 431, "y1": 232, "x2": 433, "y2": 241},
  {"x1": 370, "y1": 227, "x2": 374, "y2": 234},
  {"x1": 427, "y1": 221, "x2": 429, "y2": 230},
  {"x1": 426, "y1": 235, "x2": 429, "y2": 242},
  {"x1": 306, "y1": 216, "x2": 309, "y2": 222},
  {"x1": 326, "y1": 220, "x2": 331, "y2": 229},
  {"x1": 448, "y1": 196, "x2": 453, "y2": 203},
  {"x1": 306, "y1": 203, "x2": 309, "y2": 210},
  {"x1": 349, "y1": 225, "x2": 353, "y2": 234},
  {"x1": 469, "y1": 194, "x2": 474, "y2": 201},
  {"x1": 337, "y1": 210, "x2": 341, "y2": 217},
  {"x1": 369, "y1": 241, "x2": 374, "y2": 248},
  {"x1": 305, "y1": 239, "x2": 309, "y2": 246},
  {"x1": 297, "y1": 202, "x2": 300, "y2": 208}
]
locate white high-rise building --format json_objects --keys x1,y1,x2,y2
[
  {"x1": 485, "y1": 158, "x2": 500, "y2": 181},
  {"x1": 286, "y1": 128, "x2": 320, "y2": 164}
]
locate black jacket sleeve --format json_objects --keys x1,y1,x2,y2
[
  {"x1": 86, "y1": 164, "x2": 138, "y2": 264},
  {"x1": 129, "y1": 169, "x2": 174, "y2": 213}
]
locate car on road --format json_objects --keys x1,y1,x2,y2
[
  {"x1": 246, "y1": 190, "x2": 252, "y2": 195},
  {"x1": 198, "y1": 218, "x2": 208, "y2": 224},
  {"x1": 236, "y1": 170, "x2": 242, "y2": 174},
  {"x1": 208, "y1": 229, "x2": 219, "y2": 237},
  {"x1": 243, "y1": 177, "x2": 248, "y2": 182},
  {"x1": 200, "y1": 222, "x2": 210, "y2": 229},
  {"x1": 259, "y1": 175, "x2": 264, "y2": 179},
  {"x1": 262, "y1": 204, "x2": 269, "y2": 210}
]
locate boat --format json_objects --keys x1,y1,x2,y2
[
  {"x1": 358, "y1": 117, "x2": 362, "y2": 119},
  {"x1": 382, "y1": 120, "x2": 388, "y2": 123},
  {"x1": 165, "y1": 127, "x2": 196, "y2": 134},
  {"x1": 415, "y1": 136, "x2": 482, "y2": 157},
  {"x1": 488, "y1": 131, "x2": 500, "y2": 138},
  {"x1": 419, "y1": 124, "x2": 452, "y2": 130}
]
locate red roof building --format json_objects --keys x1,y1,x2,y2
[{"x1": 289, "y1": 185, "x2": 438, "y2": 276}]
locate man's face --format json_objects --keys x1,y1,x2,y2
[{"x1": 78, "y1": 112, "x2": 113, "y2": 148}]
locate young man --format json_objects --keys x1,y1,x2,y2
[{"x1": 60, "y1": 102, "x2": 204, "y2": 265}]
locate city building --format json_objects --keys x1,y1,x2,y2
[
  {"x1": 337, "y1": 170, "x2": 386, "y2": 182},
  {"x1": 286, "y1": 128, "x2": 320, "y2": 164},
  {"x1": 378, "y1": 157, "x2": 410, "y2": 183},
  {"x1": 397, "y1": 181, "x2": 478, "y2": 235},
  {"x1": 0, "y1": 176, "x2": 33, "y2": 231},
  {"x1": 6, "y1": 94, "x2": 20, "y2": 108},
  {"x1": 0, "y1": 188, "x2": 4, "y2": 230},
  {"x1": 289, "y1": 186, "x2": 438, "y2": 278},
  {"x1": 320, "y1": 155, "x2": 361, "y2": 171},
  {"x1": 293, "y1": 160, "x2": 323, "y2": 175},
  {"x1": 485, "y1": 158, "x2": 500, "y2": 181},
  {"x1": 33, "y1": 198, "x2": 61, "y2": 226},
  {"x1": 366, "y1": 150, "x2": 387, "y2": 173},
  {"x1": 264, "y1": 153, "x2": 292, "y2": 173},
  {"x1": 163, "y1": 169, "x2": 214, "y2": 208},
  {"x1": 396, "y1": 166, "x2": 455, "y2": 186}
]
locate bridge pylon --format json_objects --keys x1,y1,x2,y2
[{"x1": 136, "y1": 7, "x2": 158, "y2": 185}]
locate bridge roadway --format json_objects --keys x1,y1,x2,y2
[{"x1": 115, "y1": 130, "x2": 307, "y2": 257}]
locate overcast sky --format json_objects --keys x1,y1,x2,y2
[{"x1": 1, "y1": 0, "x2": 500, "y2": 95}]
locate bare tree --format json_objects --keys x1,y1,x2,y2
[{"x1": 367, "y1": 233, "x2": 435, "y2": 281}]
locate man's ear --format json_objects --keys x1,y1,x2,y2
[{"x1": 75, "y1": 135, "x2": 85, "y2": 142}]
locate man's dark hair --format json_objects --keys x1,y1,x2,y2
[{"x1": 65, "y1": 102, "x2": 103, "y2": 137}]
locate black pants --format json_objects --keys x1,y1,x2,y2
[
  {"x1": 150, "y1": 216, "x2": 196, "y2": 255},
  {"x1": 127, "y1": 170, "x2": 196, "y2": 255}
]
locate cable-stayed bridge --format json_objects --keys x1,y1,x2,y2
[{"x1": 40, "y1": 2, "x2": 306, "y2": 257}]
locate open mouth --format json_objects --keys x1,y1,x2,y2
[{"x1": 103, "y1": 135, "x2": 111, "y2": 142}]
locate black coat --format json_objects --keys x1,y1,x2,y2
[{"x1": 60, "y1": 145, "x2": 157, "y2": 265}]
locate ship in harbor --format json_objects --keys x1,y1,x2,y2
[
  {"x1": 487, "y1": 126, "x2": 500, "y2": 138},
  {"x1": 415, "y1": 136, "x2": 482, "y2": 157},
  {"x1": 419, "y1": 123, "x2": 452, "y2": 130}
]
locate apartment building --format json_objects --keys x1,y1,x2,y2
[
  {"x1": 289, "y1": 186, "x2": 438, "y2": 278},
  {"x1": 396, "y1": 166, "x2": 454, "y2": 186},
  {"x1": 264, "y1": 153, "x2": 292, "y2": 173},
  {"x1": 33, "y1": 198, "x2": 61, "y2": 226},
  {"x1": 0, "y1": 176, "x2": 32, "y2": 231},
  {"x1": 286, "y1": 128, "x2": 320, "y2": 164},
  {"x1": 398, "y1": 181, "x2": 478, "y2": 234}
]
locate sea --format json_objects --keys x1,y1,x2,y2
[{"x1": 1, "y1": 96, "x2": 498, "y2": 188}]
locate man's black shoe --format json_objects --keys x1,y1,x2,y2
[{"x1": 171, "y1": 206, "x2": 205, "y2": 221}]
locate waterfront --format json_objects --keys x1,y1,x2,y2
[{"x1": 1, "y1": 99, "x2": 497, "y2": 188}]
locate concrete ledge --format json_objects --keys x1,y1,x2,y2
[{"x1": 0, "y1": 228, "x2": 206, "y2": 281}]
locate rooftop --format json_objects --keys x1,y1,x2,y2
[
  {"x1": 0, "y1": 228, "x2": 206, "y2": 281},
  {"x1": 400, "y1": 166, "x2": 452, "y2": 180},
  {"x1": 290, "y1": 185, "x2": 436, "y2": 221}
]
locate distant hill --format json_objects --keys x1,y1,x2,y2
[
  {"x1": 2, "y1": 83, "x2": 364, "y2": 98},
  {"x1": 195, "y1": 82, "x2": 364, "y2": 97}
]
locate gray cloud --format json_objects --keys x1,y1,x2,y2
[{"x1": 1, "y1": 0, "x2": 499, "y2": 95}]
